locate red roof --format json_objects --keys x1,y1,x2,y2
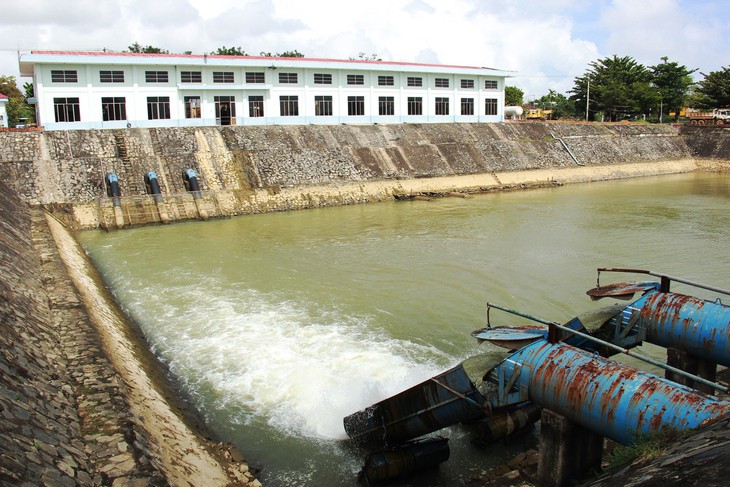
[
  {"x1": 0, "y1": 93, "x2": 8, "y2": 99},
  {"x1": 29, "y1": 50, "x2": 494, "y2": 72}
]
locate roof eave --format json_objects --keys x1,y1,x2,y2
[{"x1": 19, "y1": 51, "x2": 516, "y2": 77}]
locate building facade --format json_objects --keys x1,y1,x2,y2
[
  {"x1": 0, "y1": 94, "x2": 8, "y2": 128},
  {"x1": 19, "y1": 51, "x2": 513, "y2": 131}
]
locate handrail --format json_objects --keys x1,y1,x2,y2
[
  {"x1": 549, "y1": 132, "x2": 583, "y2": 166},
  {"x1": 596, "y1": 267, "x2": 730, "y2": 297},
  {"x1": 486, "y1": 302, "x2": 728, "y2": 393}
]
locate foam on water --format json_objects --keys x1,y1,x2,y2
[{"x1": 116, "y1": 273, "x2": 451, "y2": 440}]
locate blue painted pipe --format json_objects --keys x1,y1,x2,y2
[
  {"x1": 361, "y1": 437, "x2": 450, "y2": 483},
  {"x1": 344, "y1": 363, "x2": 487, "y2": 445},
  {"x1": 105, "y1": 173, "x2": 121, "y2": 207},
  {"x1": 144, "y1": 171, "x2": 163, "y2": 202},
  {"x1": 623, "y1": 291, "x2": 730, "y2": 366},
  {"x1": 183, "y1": 168, "x2": 201, "y2": 197},
  {"x1": 488, "y1": 339, "x2": 730, "y2": 445}
]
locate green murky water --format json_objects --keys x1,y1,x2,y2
[{"x1": 77, "y1": 172, "x2": 730, "y2": 486}]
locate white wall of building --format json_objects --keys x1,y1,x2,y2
[
  {"x1": 0, "y1": 96, "x2": 8, "y2": 128},
  {"x1": 21, "y1": 52, "x2": 511, "y2": 131}
]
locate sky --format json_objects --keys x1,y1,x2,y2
[{"x1": 1, "y1": 0, "x2": 728, "y2": 99}]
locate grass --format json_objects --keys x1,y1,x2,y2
[{"x1": 606, "y1": 428, "x2": 689, "y2": 469}]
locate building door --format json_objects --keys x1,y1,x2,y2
[{"x1": 215, "y1": 96, "x2": 235, "y2": 125}]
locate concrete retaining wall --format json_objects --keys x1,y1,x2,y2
[
  {"x1": 1, "y1": 122, "x2": 728, "y2": 485},
  {"x1": 0, "y1": 180, "x2": 259, "y2": 485},
  {"x1": 0, "y1": 122, "x2": 707, "y2": 229}
]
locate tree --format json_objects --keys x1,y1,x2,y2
[
  {"x1": 650, "y1": 57, "x2": 696, "y2": 122},
  {"x1": 0, "y1": 75, "x2": 23, "y2": 99},
  {"x1": 350, "y1": 52, "x2": 381, "y2": 61},
  {"x1": 570, "y1": 55, "x2": 655, "y2": 121},
  {"x1": 23, "y1": 82, "x2": 34, "y2": 99},
  {"x1": 276, "y1": 50, "x2": 304, "y2": 58},
  {"x1": 127, "y1": 42, "x2": 169, "y2": 54},
  {"x1": 534, "y1": 90, "x2": 577, "y2": 119},
  {"x1": 215, "y1": 46, "x2": 248, "y2": 56},
  {"x1": 505, "y1": 85, "x2": 524, "y2": 106},
  {"x1": 0, "y1": 76, "x2": 34, "y2": 126},
  {"x1": 259, "y1": 50, "x2": 305, "y2": 58},
  {"x1": 693, "y1": 66, "x2": 730, "y2": 109}
]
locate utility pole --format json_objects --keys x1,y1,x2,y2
[{"x1": 585, "y1": 80, "x2": 590, "y2": 122}]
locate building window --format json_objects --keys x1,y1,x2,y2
[
  {"x1": 181, "y1": 71, "x2": 202, "y2": 83},
  {"x1": 100, "y1": 70, "x2": 124, "y2": 83},
  {"x1": 435, "y1": 78, "x2": 450, "y2": 88},
  {"x1": 249, "y1": 96, "x2": 264, "y2": 117},
  {"x1": 435, "y1": 97, "x2": 449, "y2": 115},
  {"x1": 213, "y1": 71, "x2": 235, "y2": 83},
  {"x1": 315, "y1": 96, "x2": 333, "y2": 116},
  {"x1": 378, "y1": 75, "x2": 394, "y2": 86},
  {"x1": 314, "y1": 73, "x2": 332, "y2": 85},
  {"x1": 102, "y1": 97, "x2": 127, "y2": 121},
  {"x1": 145, "y1": 71, "x2": 169, "y2": 83},
  {"x1": 280, "y1": 95, "x2": 299, "y2": 116},
  {"x1": 407, "y1": 77, "x2": 422, "y2": 87},
  {"x1": 147, "y1": 96, "x2": 171, "y2": 119},
  {"x1": 246, "y1": 72, "x2": 265, "y2": 84},
  {"x1": 54, "y1": 97, "x2": 80, "y2": 122},
  {"x1": 347, "y1": 74, "x2": 364, "y2": 85},
  {"x1": 485, "y1": 80, "x2": 498, "y2": 89},
  {"x1": 215, "y1": 96, "x2": 235, "y2": 124},
  {"x1": 407, "y1": 97, "x2": 422, "y2": 115},
  {"x1": 485, "y1": 98, "x2": 498, "y2": 115},
  {"x1": 461, "y1": 98, "x2": 474, "y2": 116},
  {"x1": 461, "y1": 79, "x2": 475, "y2": 89},
  {"x1": 51, "y1": 70, "x2": 78, "y2": 83},
  {"x1": 379, "y1": 96, "x2": 395, "y2": 116},
  {"x1": 184, "y1": 96, "x2": 201, "y2": 118},
  {"x1": 348, "y1": 96, "x2": 365, "y2": 116},
  {"x1": 279, "y1": 72, "x2": 298, "y2": 84}
]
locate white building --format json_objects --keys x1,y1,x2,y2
[
  {"x1": 0, "y1": 93, "x2": 8, "y2": 128},
  {"x1": 19, "y1": 50, "x2": 513, "y2": 131}
]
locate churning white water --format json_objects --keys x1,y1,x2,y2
[
  {"x1": 130, "y1": 280, "x2": 447, "y2": 440},
  {"x1": 79, "y1": 173, "x2": 730, "y2": 486}
]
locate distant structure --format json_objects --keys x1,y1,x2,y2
[
  {"x1": 0, "y1": 93, "x2": 8, "y2": 128},
  {"x1": 504, "y1": 105, "x2": 524, "y2": 120},
  {"x1": 18, "y1": 51, "x2": 514, "y2": 131}
]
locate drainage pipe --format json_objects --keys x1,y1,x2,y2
[
  {"x1": 549, "y1": 132, "x2": 583, "y2": 166},
  {"x1": 489, "y1": 339, "x2": 730, "y2": 445},
  {"x1": 486, "y1": 302, "x2": 727, "y2": 393}
]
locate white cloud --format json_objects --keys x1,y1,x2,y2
[{"x1": 0, "y1": 0, "x2": 727, "y2": 98}]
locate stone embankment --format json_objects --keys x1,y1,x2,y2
[
  {"x1": 0, "y1": 122, "x2": 709, "y2": 229},
  {"x1": 0, "y1": 180, "x2": 259, "y2": 485},
  {"x1": 1, "y1": 122, "x2": 728, "y2": 486}
]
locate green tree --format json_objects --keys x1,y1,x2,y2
[
  {"x1": 650, "y1": 57, "x2": 696, "y2": 122},
  {"x1": 693, "y1": 66, "x2": 730, "y2": 109},
  {"x1": 23, "y1": 82, "x2": 34, "y2": 99},
  {"x1": 0, "y1": 75, "x2": 34, "y2": 126},
  {"x1": 127, "y1": 42, "x2": 169, "y2": 54},
  {"x1": 0, "y1": 75, "x2": 23, "y2": 99},
  {"x1": 215, "y1": 46, "x2": 248, "y2": 56},
  {"x1": 350, "y1": 52, "x2": 381, "y2": 61},
  {"x1": 534, "y1": 90, "x2": 577, "y2": 119},
  {"x1": 260, "y1": 50, "x2": 306, "y2": 58},
  {"x1": 505, "y1": 85, "x2": 524, "y2": 106},
  {"x1": 276, "y1": 50, "x2": 305, "y2": 58},
  {"x1": 570, "y1": 55, "x2": 655, "y2": 121}
]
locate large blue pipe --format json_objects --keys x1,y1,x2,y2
[
  {"x1": 489, "y1": 339, "x2": 730, "y2": 445},
  {"x1": 626, "y1": 291, "x2": 730, "y2": 366}
]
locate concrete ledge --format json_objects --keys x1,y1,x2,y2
[
  {"x1": 59, "y1": 158, "x2": 701, "y2": 230},
  {"x1": 44, "y1": 212, "x2": 260, "y2": 486}
]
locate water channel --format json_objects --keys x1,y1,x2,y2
[{"x1": 77, "y1": 172, "x2": 730, "y2": 486}]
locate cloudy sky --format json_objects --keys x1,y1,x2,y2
[{"x1": 1, "y1": 0, "x2": 727, "y2": 98}]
